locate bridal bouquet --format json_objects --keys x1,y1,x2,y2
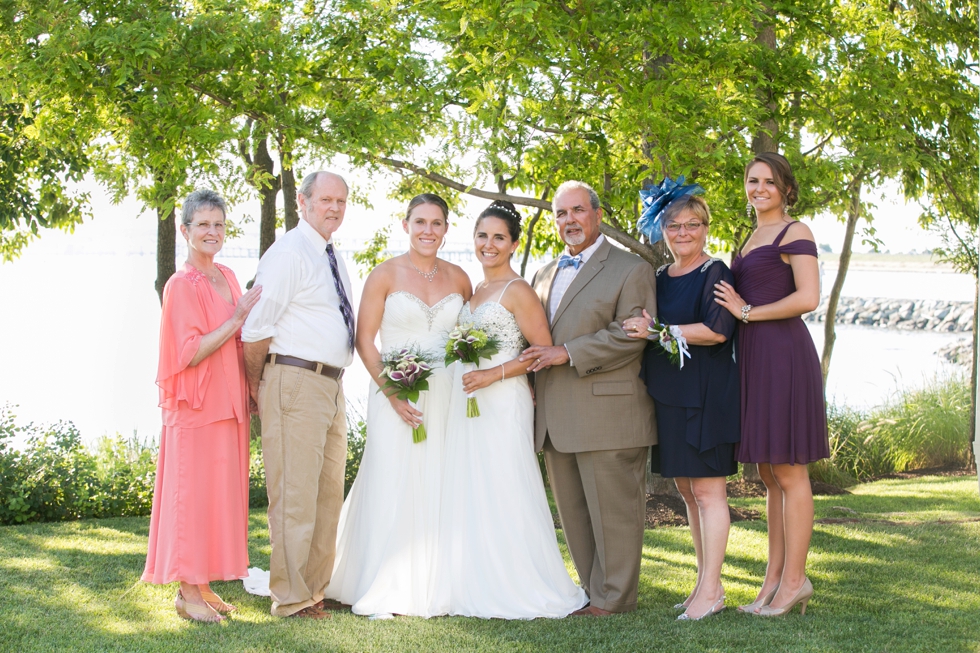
[
  {"x1": 379, "y1": 347, "x2": 436, "y2": 443},
  {"x1": 444, "y1": 325, "x2": 499, "y2": 417},
  {"x1": 647, "y1": 319, "x2": 691, "y2": 370}
]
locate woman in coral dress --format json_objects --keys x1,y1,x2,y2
[
  {"x1": 714, "y1": 152, "x2": 829, "y2": 617},
  {"x1": 142, "y1": 189, "x2": 262, "y2": 622}
]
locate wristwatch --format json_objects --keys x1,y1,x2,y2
[{"x1": 741, "y1": 304, "x2": 753, "y2": 324}]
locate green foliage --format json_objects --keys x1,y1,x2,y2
[
  {"x1": 345, "y1": 407, "x2": 367, "y2": 497},
  {"x1": 0, "y1": 406, "x2": 156, "y2": 524},
  {"x1": 352, "y1": 225, "x2": 393, "y2": 277},
  {"x1": 0, "y1": 403, "x2": 370, "y2": 524},
  {"x1": 810, "y1": 377, "x2": 974, "y2": 486}
]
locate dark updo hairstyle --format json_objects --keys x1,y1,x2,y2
[
  {"x1": 474, "y1": 200, "x2": 522, "y2": 242},
  {"x1": 405, "y1": 193, "x2": 450, "y2": 221},
  {"x1": 744, "y1": 151, "x2": 799, "y2": 208}
]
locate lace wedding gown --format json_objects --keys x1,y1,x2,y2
[
  {"x1": 433, "y1": 281, "x2": 588, "y2": 618},
  {"x1": 324, "y1": 291, "x2": 463, "y2": 617}
]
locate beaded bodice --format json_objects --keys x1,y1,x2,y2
[{"x1": 457, "y1": 301, "x2": 528, "y2": 354}]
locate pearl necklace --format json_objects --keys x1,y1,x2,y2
[{"x1": 411, "y1": 259, "x2": 438, "y2": 282}]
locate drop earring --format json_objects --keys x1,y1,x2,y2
[{"x1": 745, "y1": 202, "x2": 753, "y2": 218}]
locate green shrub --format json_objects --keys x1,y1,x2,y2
[
  {"x1": 810, "y1": 376, "x2": 973, "y2": 485},
  {"x1": 89, "y1": 434, "x2": 157, "y2": 518},
  {"x1": 345, "y1": 407, "x2": 367, "y2": 497}
]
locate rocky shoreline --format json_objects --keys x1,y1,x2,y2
[{"x1": 805, "y1": 296, "x2": 974, "y2": 333}]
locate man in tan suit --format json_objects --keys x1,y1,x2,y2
[{"x1": 521, "y1": 180, "x2": 657, "y2": 615}]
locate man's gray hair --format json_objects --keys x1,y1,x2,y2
[
  {"x1": 181, "y1": 188, "x2": 227, "y2": 226},
  {"x1": 299, "y1": 170, "x2": 349, "y2": 198},
  {"x1": 553, "y1": 180, "x2": 600, "y2": 211}
]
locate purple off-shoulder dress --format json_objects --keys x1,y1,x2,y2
[{"x1": 731, "y1": 222, "x2": 829, "y2": 465}]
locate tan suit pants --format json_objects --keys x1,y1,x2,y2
[
  {"x1": 259, "y1": 362, "x2": 347, "y2": 617},
  {"x1": 543, "y1": 437, "x2": 648, "y2": 612}
]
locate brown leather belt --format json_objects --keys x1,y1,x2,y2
[{"x1": 267, "y1": 354, "x2": 344, "y2": 379}]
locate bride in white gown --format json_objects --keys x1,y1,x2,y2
[
  {"x1": 434, "y1": 201, "x2": 588, "y2": 619},
  {"x1": 324, "y1": 194, "x2": 471, "y2": 617}
]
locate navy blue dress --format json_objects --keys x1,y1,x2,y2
[{"x1": 638, "y1": 259, "x2": 740, "y2": 478}]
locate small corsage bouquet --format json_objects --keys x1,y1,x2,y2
[
  {"x1": 647, "y1": 319, "x2": 691, "y2": 370},
  {"x1": 444, "y1": 325, "x2": 499, "y2": 417},
  {"x1": 379, "y1": 347, "x2": 436, "y2": 443}
]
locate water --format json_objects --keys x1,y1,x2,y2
[{"x1": 0, "y1": 213, "x2": 972, "y2": 443}]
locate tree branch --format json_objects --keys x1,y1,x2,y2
[{"x1": 374, "y1": 156, "x2": 553, "y2": 210}]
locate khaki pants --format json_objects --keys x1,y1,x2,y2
[
  {"x1": 543, "y1": 437, "x2": 648, "y2": 612},
  {"x1": 259, "y1": 362, "x2": 347, "y2": 617}
]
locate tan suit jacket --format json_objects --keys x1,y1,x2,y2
[{"x1": 532, "y1": 239, "x2": 658, "y2": 453}]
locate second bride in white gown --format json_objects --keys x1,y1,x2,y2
[
  {"x1": 434, "y1": 201, "x2": 588, "y2": 619},
  {"x1": 324, "y1": 194, "x2": 471, "y2": 617}
]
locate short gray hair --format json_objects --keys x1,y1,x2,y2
[
  {"x1": 181, "y1": 189, "x2": 227, "y2": 226},
  {"x1": 299, "y1": 170, "x2": 349, "y2": 198},
  {"x1": 553, "y1": 180, "x2": 600, "y2": 211}
]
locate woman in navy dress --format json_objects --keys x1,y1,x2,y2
[
  {"x1": 624, "y1": 194, "x2": 739, "y2": 622},
  {"x1": 714, "y1": 152, "x2": 829, "y2": 617}
]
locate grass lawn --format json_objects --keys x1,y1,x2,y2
[{"x1": 1, "y1": 475, "x2": 978, "y2": 653}]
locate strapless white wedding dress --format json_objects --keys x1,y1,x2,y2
[
  {"x1": 324, "y1": 291, "x2": 463, "y2": 617},
  {"x1": 432, "y1": 283, "x2": 588, "y2": 618}
]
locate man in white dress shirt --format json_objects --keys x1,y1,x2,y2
[{"x1": 242, "y1": 171, "x2": 355, "y2": 619}]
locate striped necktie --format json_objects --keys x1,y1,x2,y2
[{"x1": 325, "y1": 244, "x2": 355, "y2": 352}]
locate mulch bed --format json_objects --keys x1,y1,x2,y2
[
  {"x1": 726, "y1": 478, "x2": 849, "y2": 498},
  {"x1": 645, "y1": 493, "x2": 761, "y2": 528},
  {"x1": 871, "y1": 464, "x2": 976, "y2": 480}
]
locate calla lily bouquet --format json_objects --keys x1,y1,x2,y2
[
  {"x1": 647, "y1": 319, "x2": 691, "y2": 370},
  {"x1": 444, "y1": 325, "x2": 499, "y2": 417},
  {"x1": 379, "y1": 347, "x2": 436, "y2": 443}
]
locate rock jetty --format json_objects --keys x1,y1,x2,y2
[{"x1": 805, "y1": 297, "x2": 974, "y2": 332}]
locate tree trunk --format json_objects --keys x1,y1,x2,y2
[
  {"x1": 821, "y1": 178, "x2": 862, "y2": 383},
  {"x1": 282, "y1": 162, "x2": 298, "y2": 231},
  {"x1": 154, "y1": 205, "x2": 176, "y2": 304},
  {"x1": 253, "y1": 137, "x2": 280, "y2": 257},
  {"x1": 751, "y1": 18, "x2": 779, "y2": 154},
  {"x1": 970, "y1": 276, "x2": 978, "y2": 474},
  {"x1": 520, "y1": 207, "x2": 544, "y2": 277}
]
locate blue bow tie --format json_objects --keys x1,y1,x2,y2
[{"x1": 557, "y1": 254, "x2": 583, "y2": 270}]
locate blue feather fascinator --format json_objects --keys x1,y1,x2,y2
[{"x1": 637, "y1": 175, "x2": 705, "y2": 244}]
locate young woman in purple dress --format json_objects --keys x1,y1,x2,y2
[{"x1": 713, "y1": 152, "x2": 829, "y2": 617}]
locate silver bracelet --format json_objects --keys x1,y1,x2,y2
[
  {"x1": 741, "y1": 304, "x2": 753, "y2": 323},
  {"x1": 499, "y1": 364, "x2": 506, "y2": 382}
]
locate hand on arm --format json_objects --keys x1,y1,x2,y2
[
  {"x1": 713, "y1": 253, "x2": 820, "y2": 322},
  {"x1": 622, "y1": 307, "x2": 726, "y2": 345},
  {"x1": 556, "y1": 261, "x2": 656, "y2": 375},
  {"x1": 188, "y1": 285, "x2": 263, "y2": 367},
  {"x1": 356, "y1": 268, "x2": 422, "y2": 428},
  {"x1": 243, "y1": 337, "x2": 271, "y2": 414},
  {"x1": 467, "y1": 283, "x2": 554, "y2": 387}
]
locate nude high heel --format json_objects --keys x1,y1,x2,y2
[
  {"x1": 737, "y1": 584, "x2": 778, "y2": 614},
  {"x1": 757, "y1": 578, "x2": 813, "y2": 617},
  {"x1": 200, "y1": 588, "x2": 237, "y2": 614},
  {"x1": 175, "y1": 591, "x2": 225, "y2": 623}
]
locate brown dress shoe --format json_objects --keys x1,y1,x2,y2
[
  {"x1": 286, "y1": 605, "x2": 331, "y2": 620},
  {"x1": 571, "y1": 605, "x2": 614, "y2": 617}
]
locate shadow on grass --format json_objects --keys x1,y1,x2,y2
[{"x1": 0, "y1": 477, "x2": 978, "y2": 653}]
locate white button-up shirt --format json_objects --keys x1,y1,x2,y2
[
  {"x1": 549, "y1": 234, "x2": 606, "y2": 320},
  {"x1": 242, "y1": 218, "x2": 354, "y2": 368}
]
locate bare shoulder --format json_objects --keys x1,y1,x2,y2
[
  {"x1": 781, "y1": 220, "x2": 816, "y2": 245},
  {"x1": 506, "y1": 278, "x2": 539, "y2": 305},
  {"x1": 438, "y1": 259, "x2": 474, "y2": 294},
  {"x1": 362, "y1": 258, "x2": 398, "y2": 295}
]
